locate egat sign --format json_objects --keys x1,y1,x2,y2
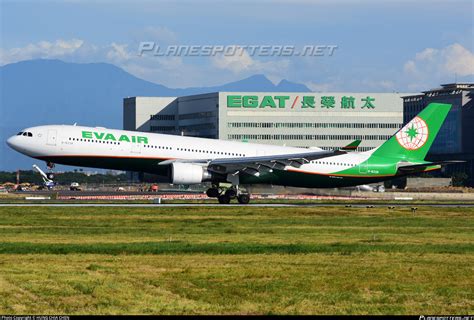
[{"x1": 226, "y1": 95, "x2": 376, "y2": 110}]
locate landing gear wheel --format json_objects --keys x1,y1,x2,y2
[
  {"x1": 218, "y1": 194, "x2": 231, "y2": 204},
  {"x1": 225, "y1": 189, "x2": 237, "y2": 198},
  {"x1": 237, "y1": 194, "x2": 250, "y2": 204},
  {"x1": 206, "y1": 188, "x2": 219, "y2": 198}
]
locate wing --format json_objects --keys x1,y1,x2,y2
[
  {"x1": 159, "y1": 149, "x2": 346, "y2": 176},
  {"x1": 208, "y1": 149, "x2": 346, "y2": 176}
]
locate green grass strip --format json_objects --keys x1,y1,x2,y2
[{"x1": 0, "y1": 241, "x2": 472, "y2": 255}]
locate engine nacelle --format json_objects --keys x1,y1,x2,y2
[{"x1": 171, "y1": 162, "x2": 212, "y2": 184}]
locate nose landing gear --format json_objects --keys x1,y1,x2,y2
[
  {"x1": 206, "y1": 184, "x2": 251, "y2": 204},
  {"x1": 46, "y1": 162, "x2": 55, "y2": 180}
]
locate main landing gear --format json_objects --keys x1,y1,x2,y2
[{"x1": 206, "y1": 184, "x2": 251, "y2": 204}]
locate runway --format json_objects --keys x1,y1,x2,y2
[
  {"x1": 1, "y1": 203, "x2": 473, "y2": 207},
  {"x1": 17, "y1": 190, "x2": 202, "y2": 196}
]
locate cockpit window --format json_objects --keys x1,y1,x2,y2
[
  {"x1": 27, "y1": 132, "x2": 33, "y2": 137},
  {"x1": 21, "y1": 132, "x2": 33, "y2": 137},
  {"x1": 17, "y1": 132, "x2": 23, "y2": 135}
]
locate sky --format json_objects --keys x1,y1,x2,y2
[{"x1": 1, "y1": 0, "x2": 473, "y2": 92}]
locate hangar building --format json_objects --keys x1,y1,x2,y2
[{"x1": 124, "y1": 92, "x2": 411, "y2": 152}]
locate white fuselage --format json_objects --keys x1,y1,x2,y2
[{"x1": 7, "y1": 124, "x2": 371, "y2": 176}]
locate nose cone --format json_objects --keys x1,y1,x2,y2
[
  {"x1": 7, "y1": 131, "x2": 38, "y2": 157},
  {"x1": 6, "y1": 135, "x2": 20, "y2": 151},
  {"x1": 6, "y1": 136, "x2": 14, "y2": 148}
]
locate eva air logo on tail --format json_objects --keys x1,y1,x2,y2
[{"x1": 395, "y1": 117, "x2": 429, "y2": 150}]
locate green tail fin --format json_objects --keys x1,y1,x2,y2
[{"x1": 372, "y1": 103, "x2": 452, "y2": 161}]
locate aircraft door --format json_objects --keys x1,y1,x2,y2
[
  {"x1": 131, "y1": 142, "x2": 141, "y2": 154},
  {"x1": 47, "y1": 129, "x2": 57, "y2": 146},
  {"x1": 359, "y1": 160, "x2": 368, "y2": 174}
]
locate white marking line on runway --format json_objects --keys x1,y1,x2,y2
[
  {"x1": 0, "y1": 203, "x2": 299, "y2": 207},
  {"x1": 0, "y1": 203, "x2": 472, "y2": 208}
]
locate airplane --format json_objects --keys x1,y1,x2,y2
[{"x1": 6, "y1": 103, "x2": 460, "y2": 204}]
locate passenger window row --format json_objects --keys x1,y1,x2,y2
[
  {"x1": 67, "y1": 136, "x2": 248, "y2": 157},
  {"x1": 144, "y1": 145, "x2": 171, "y2": 150},
  {"x1": 311, "y1": 160, "x2": 354, "y2": 167},
  {"x1": 69, "y1": 137, "x2": 121, "y2": 145},
  {"x1": 176, "y1": 147, "x2": 244, "y2": 157},
  {"x1": 142, "y1": 144, "x2": 246, "y2": 157}
]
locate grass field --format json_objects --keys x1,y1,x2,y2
[{"x1": 0, "y1": 205, "x2": 472, "y2": 314}]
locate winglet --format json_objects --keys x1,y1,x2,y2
[{"x1": 340, "y1": 140, "x2": 361, "y2": 151}]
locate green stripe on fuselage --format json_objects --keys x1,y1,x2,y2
[{"x1": 239, "y1": 168, "x2": 395, "y2": 188}]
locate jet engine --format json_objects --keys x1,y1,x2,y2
[{"x1": 171, "y1": 162, "x2": 212, "y2": 184}]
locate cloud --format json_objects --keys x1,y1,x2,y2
[
  {"x1": 211, "y1": 45, "x2": 290, "y2": 78},
  {"x1": 0, "y1": 38, "x2": 181, "y2": 85},
  {"x1": 0, "y1": 39, "x2": 142, "y2": 67},
  {"x1": 403, "y1": 60, "x2": 417, "y2": 74},
  {"x1": 404, "y1": 43, "x2": 474, "y2": 80},
  {"x1": 141, "y1": 26, "x2": 178, "y2": 43},
  {"x1": 401, "y1": 43, "x2": 474, "y2": 91},
  {"x1": 0, "y1": 24, "x2": 180, "y2": 67},
  {"x1": 1, "y1": 39, "x2": 284, "y2": 87},
  {"x1": 0, "y1": 39, "x2": 84, "y2": 65},
  {"x1": 414, "y1": 47, "x2": 437, "y2": 61},
  {"x1": 305, "y1": 81, "x2": 334, "y2": 92},
  {"x1": 106, "y1": 43, "x2": 132, "y2": 63},
  {"x1": 211, "y1": 46, "x2": 254, "y2": 73},
  {"x1": 443, "y1": 43, "x2": 474, "y2": 76}
]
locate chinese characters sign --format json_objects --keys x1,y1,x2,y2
[{"x1": 227, "y1": 95, "x2": 376, "y2": 110}]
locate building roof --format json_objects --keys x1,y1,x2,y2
[
  {"x1": 422, "y1": 83, "x2": 474, "y2": 93},
  {"x1": 402, "y1": 83, "x2": 474, "y2": 99}
]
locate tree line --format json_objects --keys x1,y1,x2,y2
[{"x1": 0, "y1": 171, "x2": 128, "y2": 185}]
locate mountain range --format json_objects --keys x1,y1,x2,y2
[{"x1": 0, "y1": 59, "x2": 311, "y2": 171}]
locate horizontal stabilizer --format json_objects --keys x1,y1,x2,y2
[{"x1": 397, "y1": 160, "x2": 465, "y2": 174}]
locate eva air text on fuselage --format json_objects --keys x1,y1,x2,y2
[{"x1": 81, "y1": 131, "x2": 149, "y2": 144}]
